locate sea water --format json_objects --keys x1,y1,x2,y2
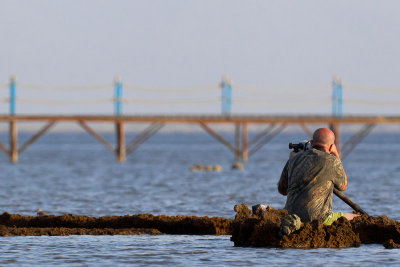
[{"x1": 0, "y1": 130, "x2": 399, "y2": 266}]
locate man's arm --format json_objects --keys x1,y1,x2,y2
[
  {"x1": 330, "y1": 144, "x2": 348, "y2": 191},
  {"x1": 278, "y1": 161, "x2": 289, "y2": 195}
]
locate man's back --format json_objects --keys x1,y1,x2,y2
[{"x1": 278, "y1": 148, "x2": 347, "y2": 222}]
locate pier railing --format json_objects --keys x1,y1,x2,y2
[
  {"x1": 2, "y1": 75, "x2": 399, "y2": 116},
  {"x1": 0, "y1": 75, "x2": 399, "y2": 163}
]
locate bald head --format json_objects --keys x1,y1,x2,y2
[{"x1": 312, "y1": 128, "x2": 335, "y2": 151}]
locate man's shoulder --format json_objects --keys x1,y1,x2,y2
[
  {"x1": 311, "y1": 148, "x2": 336, "y2": 159},
  {"x1": 288, "y1": 149, "x2": 338, "y2": 166},
  {"x1": 311, "y1": 149, "x2": 343, "y2": 169}
]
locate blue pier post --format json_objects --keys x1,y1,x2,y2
[
  {"x1": 114, "y1": 76, "x2": 126, "y2": 162},
  {"x1": 10, "y1": 75, "x2": 17, "y2": 115},
  {"x1": 331, "y1": 76, "x2": 343, "y2": 155},
  {"x1": 114, "y1": 76, "x2": 123, "y2": 116},
  {"x1": 220, "y1": 75, "x2": 232, "y2": 115},
  {"x1": 9, "y1": 75, "x2": 18, "y2": 163},
  {"x1": 332, "y1": 76, "x2": 343, "y2": 118}
]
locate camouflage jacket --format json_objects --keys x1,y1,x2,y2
[{"x1": 278, "y1": 148, "x2": 347, "y2": 222}]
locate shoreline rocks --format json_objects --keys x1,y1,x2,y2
[
  {"x1": 1, "y1": 205, "x2": 400, "y2": 249},
  {"x1": 0, "y1": 212, "x2": 232, "y2": 237}
]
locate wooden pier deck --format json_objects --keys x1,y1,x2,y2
[
  {"x1": 2, "y1": 114, "x2": 400, "y2": 123},
  {"x1": 1, "y1": 114, "x2": 399, "y2": 163}
]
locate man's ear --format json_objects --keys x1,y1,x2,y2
[{"x1": 328, "y1": 144, "x2": 333, "y2": 152}]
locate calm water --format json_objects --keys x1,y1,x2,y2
[{"x1": 0, "y1": 130, "x2": 400, "y2": 265}]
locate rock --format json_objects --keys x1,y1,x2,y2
[
  {"x1": 231, "y1": 162, "x2": 244, "y2": 170},
  {"x1": 206, "y1": 166, "x2": 214, "y2": 171},
  {"x1": 383, "y1": 239, "x2": 400, "y2": 249},
  {"x1": 233, "y1": 203, "x2": 252, "y2": 220},
  {"x1": 190, "y1": 164, "x2": 223, "y2": 172},
  {"x1": 279, "y1": 214, "x2": 302, "y2": 236},
  {"x1": 213, "y1": 165, "x2": 223, "y2": 172},
  {"x1": 0, "y1": 212, "x2": 232, "y2": 236},
  {"x1": 252, "y1": 204, "x2": 274, "y2": 217},
  {"x1": 36, "y1": 209, "x2": 48, "y2": 217},
  {"x1": 190, "y1": 164, "x2": 204, "y2": 172}
]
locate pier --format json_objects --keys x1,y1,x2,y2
[
  {"x1": 0, "y1": 76, "x2": 399, "y2": 163},
  {"x1": 1, "y1": 114, "x2": 400, "y2": 163}
]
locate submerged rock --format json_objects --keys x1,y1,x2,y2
[
  {"x1": 231, "y1": 162, "x2": 244, "y2": 170},
  {"x1": 190, "y1": 164, "x2": 223, "y2": 172}
]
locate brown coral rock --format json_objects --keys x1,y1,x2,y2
[
  {"x1": 383, "y1": 239, "x2": 400, "y2": 249},
  {"x1": 231, "y1": 204, "x2": 400, "y2": 249},
  {"x1": 0, "y1": 212, "x2": 232, "y2": 237}
]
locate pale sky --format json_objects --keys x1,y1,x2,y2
[{"x1": 1, "y1": 0, "x2": 399, "y2": 116}]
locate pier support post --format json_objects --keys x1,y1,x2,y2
[
  {"x1": 9, "y1": 76, "x2": 18, "y2": 163},
  {"x1": 242, "y1": 123, "x2": 248, "y2": 162},
  {"x1": 116, "y1": 121, "x2": 126, "y2": 162},
  {"x1": 114, "y1": 76, "x2": 125, "y2": 162},
  {"x1": 331, "y1": 76, "x2": 343, "y2": 156},
  {"x1": 235, "y1": 124, "x2": 240, "y2": 162},
  {"x1": 234, "y1": 123, "x2": 249, "y2": 163},
  {"x1": 10, "y1": 120, "x2": 18, "y2": 163}
]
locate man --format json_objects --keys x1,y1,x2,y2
[{"x1": 278, "y1": 128, "x2": 359, "y2": 225}]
